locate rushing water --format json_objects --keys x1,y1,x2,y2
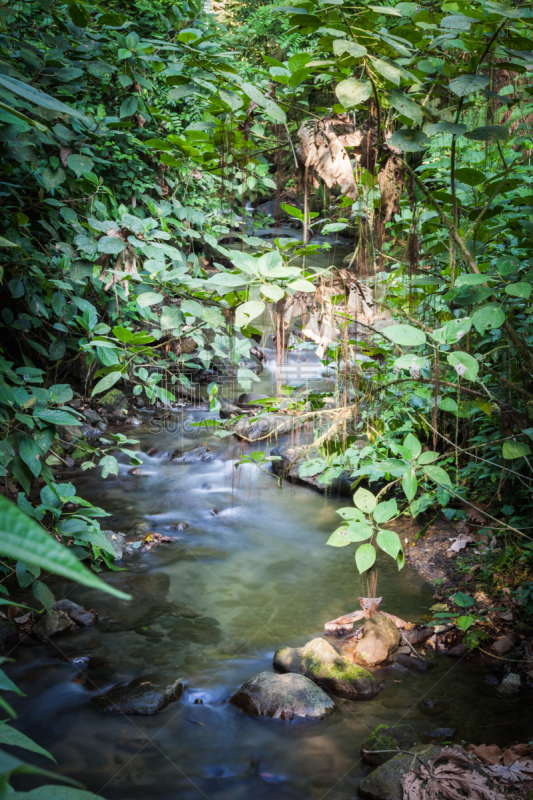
[{"x1": 6, "y1": 239, "x2": 532, "y2": 798}]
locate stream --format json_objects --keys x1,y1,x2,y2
[{"x1": 6, "y1": 235, "x2": 532, "y2": 799}]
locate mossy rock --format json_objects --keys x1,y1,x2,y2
[
  {"x1": 99, "y1": 388, "x2": 126, "y2": 410},
  {"x1": 359, "y1": 746, "x2": 442, "y2": 800},
  {"x1": 361, "y1": 724, "x2": 421, "y2": 766},
  {"x1": 273, "y1": 638, "x2": 382, "y2": 700}
]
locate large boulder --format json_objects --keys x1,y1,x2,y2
[
  {"x1": 359, "y1": 746, "x2": 442, "y2": 800},
  {"x1": 92, "y1": 678, "x2": 185, "y2": 715},
  {"x1": 273, "y1": 638, "x2": 382, "y2": 700},
  {"x1": 353, "y1": 613, "x2": 400, "y2": 667},
  {"x1": 360, "y1": 724, "x2": 421, "y2": 766},
  {"x1": 229, "y1": 671, "x2": 335, "y2": 722}
]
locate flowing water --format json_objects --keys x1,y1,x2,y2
[{"x1": 7, "y1": 238, "x2": 531, "y2": 799}]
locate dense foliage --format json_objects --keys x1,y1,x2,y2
[{"x1": 2, "y1": 0, "x2": 533, "y2": 786}]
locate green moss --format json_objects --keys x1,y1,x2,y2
[
  {"x1": 304, "y1": 655, "x2": 375, "y2": 683},
  {"x1": 361, "y1": 725, "x2": 420, "y2": 766},
  {"x1": 100, "y1": 388, "x2": 125, "y2": 408}
]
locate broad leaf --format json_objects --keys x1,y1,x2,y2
[
  {"x1": 448, "y1": 74, "x2": 489, "y2": 97},
  {"x1": 376, "y1": 529, "x2": 402, "y2": 558},
  {"x1": 373, "y1": 498, "x2": 398, "y2": 524},
  {"x1": 335, "y1": 78, "x2": 372, "y2": 108},
  {"x1": 502, "y1": 440, "x2": 531, "y2": 459},
  {"x1": 91, "y1": 371, "x2": 123, "y2": 396},
  {"x1": 447, "y1": 351, "x2": 479, "y2": 381},
  {"x1": 353, "y1": 487, "x2": 376, "y2": 513},
  {"x1": 382, "y1": 324, "x2": 426, "y2": 346},
  {"x1": 355, "y1": 542, "x2": 376, "y2": 573}
]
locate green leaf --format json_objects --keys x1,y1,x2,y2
[
  {"x1": 505, "y1": 282, "x2": 532, "y2": 299},
  {"x1": 376, "y1": 529, "x2": 402, "y2": 558},
  {"x1": 448, "y1": 74, "x2": 489, "y2": 97},
  {"x1": 418, "y1": 451, "x2": 438, "y2": 465},
  {"x1": 335, "y1": 78, "x2": 372, "y2": 108},
  {"x1": 42, "y1": 166, "x2": 66, "y2": 190},
  {"x1": 423, "y1": 465, "x2": 452, "y2": 487},
  {"x1": 402, "y1": 467, "x2": 417, "y2": 502},
  {"x1": 453, "y1": 591, "x2": 475, "y2": 608},
  {"x1": 219, "y1": 89, "x2": 243, "y2": 110},
  {"x1": 0, "y1": 75, "x2": 88, "y2": 121},
  {"x1": 439, "y1": 397, "x2": 458, "y2": 413},
  {"x1": 373, "y1": 59, "x2": 402, "y2": 85},
  {"x1": 240, "y1": 82, "x2": 286, "y2": 123},
  {"x1": 404, "y1": 433, "x2": 422, "y2": 459},
  {"x1": 353, "y1": 487, "x2": 376, "y2": 514},
  {"x1": 471, "y1": 304, "x2": 505, "y2": 334},
  {"x1": 373, "y1": 498, "x2": 398, "y2": 524},
  {"x1": 19, "y1": 439, "x2": 42, "y2": 478},
  {"x1": 91, "y1": 371, "x2": 122, "y2": 397},
  {"x1": 457, "y1": 615, "x2": 475, "y2": 632},
  {"x1": 299, "y1": 458, "x2": 328, "y2": 477},
  {"x1": 260, "y1": 284, "x2": 285, "y2": 302},
  {"x1": 425, "y1": 122, "x2": 466, "y2": 136},
  {"x1": 382, "y1": 324, "x2": 426, "y2": 346},
  {"x1": 326, "y1": 527, "x2": 351, "y2": 547},
  {"x1": 120, "y1": 96, "x2": 138, "y2": 118},
  {"x1": 168, "y1": 85, "x2": 197, "y2": 99},
  {"x1": 0, "y1": 722, "x2": 54, "y2": 760},
  {"x1": 464, "y1": 125, "x2": 509, "y2": 142},
  {"x1": 35, "y1": 409, "x2": 81, "y2": 426},
  {"x1": 355, "y1": 542, "x2": 376, "y2": 574},
  {"x1": 235, "y1": 300, "x2": 265, "y2": 328},
  {"x1": 333, "y1": 40, "x2": 367, "y2": 58},
  {"x1": 454, "y1": 168, "x2": 485, "y2": 187},
  {"x1": 386, "y1": 128, "x2": 429, "y2": 152},
  {"x1": 97, "y1": 235, "x2": 127, "y2": 255},
  {"x1": 0, "y1": 496, "x2": 130, "y2": 599},
  {"x1": 336, "y1": 507, "x2": 366, "y2": 522},
  {"x1": 67, "y1": 154, "x2": 94, "y2": 178},
  {"x1": 99, "y1": 455, "x2": 119, "y2": 478},
  {"x1": 32, "y1": 580, "x2": 55, "y2": 612},
  {"x1": 345, "y1": 522, "x2": 373, "y2": 542},
  {"x1": 136, "y1": 292, "x2": 164, "y2": 308},
  {"x1": 502, "y1": 440, "x2": 531, "y2": 459},
  {"x1": 385, "y1": 89, "x2": 423, "y2": 124},
  {"x1": 447, "y1": 351, "x2": 479, "y2": 382},
  {"x1": 287, "y1": 279, "x2": 316, "y2": 292}
]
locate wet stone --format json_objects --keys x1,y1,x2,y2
[
  {"x1": 390, "y1": 653, "x2": 435, "y2": 672},
  {"x1": 359, "y1": 746, "x2": 442, "y2": 800},
  {"x1": 54, "y1": 599, "x2": 97, "y2": 628},
  {"x1": 273, "y1": 638, "x2": 382, "y2": 700},
  {"x1": 230, "y1": 671, "x2": 335, "y2": 722},
  {"x1": 91, "y1": 677, "x2": 185, "y2": 715},
  {"x1": 361, "y1": 724, "x2": 421, "y2": 766},
  {"x1": 170, "y1": 445, "x2": 215, "y2": 462},
  {"x1": 353, "y1": 613, "x2": 400, "y2": 667},
  {"x1": 427, "y1": 728, "x2": 458, "y2": 739}
]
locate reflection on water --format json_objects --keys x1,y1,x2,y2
[{"x1": 7, "y1": 354, "x2": 532, "y2": 800}]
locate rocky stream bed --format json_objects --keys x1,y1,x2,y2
[{"x1": 4, "y1": 347, "x2": 533, "y2": 800}]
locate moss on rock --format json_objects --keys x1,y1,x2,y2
[{"x1": 360, "y1": 724, "x2": 421, "y2": 766}]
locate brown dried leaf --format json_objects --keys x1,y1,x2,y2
[
  {"x1": 297, "y1": 118, "x2": 359, "y2": 200},
  {"x1": 448, "y1": 535, "x2": 474, "y2": 553},
  {"x1": 402, "y1": 747, "x2": 505, "y2": 800},
  {"x1": 488, "y1": 759, "x2": 533, "y2": 782},
  {"x1": 467, "y1": 745, "x2": 501, "y2": 766}
]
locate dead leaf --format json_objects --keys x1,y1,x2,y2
[
  {"x1": 488, "y1": 759, "x2": 533, "y2": 782},
  {"x1": 402, "y1": 746, "x2": 505, "y2": 800},
  {"x1": 448, "y1": 535, "x2": 474, "y2": 553},
  {"x1": 60, "y1": 146, "x2": 73, "y2": 167},
  {"x1": 467, "y1": 745, "x2": 501, "y2": 766},
  {"x1": 297, "y1": 117, "x2": 360, "y2": 200}
]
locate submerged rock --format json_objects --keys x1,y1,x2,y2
[
  {"x1": 170, "y1": 445, "x2": 215, "y2": 462},
  {"x1": 33, "y1": 609, "x2": 76, "y2": 641},
  {"x1": 270, "y1": 446, "x2": 353, "y2": 496},
  {"x1": 54, "y1": 599, "x2": 97, "y2": 627},
  {"x1": 273, "y1": 638, "x2": 381, "y2": 700},
  {"x1": 229, "y1": 671, "x2": 335, "y2": 722},
  {"x1": 498, "y1": 672, "x2": 521, "y2": 695},
  {"x1": 359, "y1": 746, "x2": 442, "y2": 800},
  {"x1": 390, "y1": 653, "x2": 435, "y2": 672},
  {"x1": 353, "y1": 613, "x2": 400, "y2": 667},
  {"x1": 361, "y1": 724, "x2": 421, "y2": 766},
  {"x1": 232, "y1": 415, "x2": 302, "y2": 442},
  {"x1": 92, "y1": 677, "x2": 185, "y2": 715},
  {"x1": 102, "y1": 530, "x2": 127, "y2": 560}
]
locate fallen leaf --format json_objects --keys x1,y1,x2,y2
[
  {"x1": 488, "y1": 759, "x2": 533, "y2": 782},
  {"x1": 467, "y1": 744, "x2": 501, "y2": 766},
  {"x1": 403, "y1": 746, "x2": 505, "y2": 800},
  {"x1": 448, "y1": 535, "x2": 474, "y2": 552}
]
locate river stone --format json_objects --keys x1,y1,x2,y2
[
  {"x1": 33, "y1": 608, "x2": 76, "y2": 641},
  {"x1": 54, "y1": 599, "x2": 97, "y2": 627},
  {"x1": 273, "y1": 638, "x2": 382, "y2": 700},
  {"x1": 99, "y1": 389, "x2": 126, "y2": 410},
  {"x1": 361, "y1": 724, "x2": 421, "y2": 766},
  {"x1": 91, "y1": 677, "x2": 185, "y2": 715},
  {"x1": 353, "y1": 613, "x2": 400, "y2": 667},
  {"x1": 232, "y1": 415, "x2": 301, "y2": 442},
  {"x1": 229, "y1": 671, "x2": 335, "y2": 721},
  {"x1": 102, "y1": 530, "x2": 127, "y2": 560},
  {"x1": 359, "y1": 746, "x2": 442, "y2": 800},
  {"x1": 391, "y1": 653, "x2": 435, "y2": 672},
  {"x1": 170, "y1": 445, "x2": 215, "y2": 462}
]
